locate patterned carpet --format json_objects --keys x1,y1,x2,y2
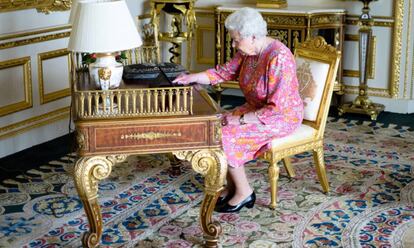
[{"x1": 0, "y1": 118, "x2": 413, "y2": 247}]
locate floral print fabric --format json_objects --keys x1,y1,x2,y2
[{"x1": 206, "y1": 40, "x2": 303, "y2": 167}]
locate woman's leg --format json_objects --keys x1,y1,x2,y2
[
  {"x1": 220, "y1": 172, "x2": 235, "y2": 197},
  {"x1": 227, "y1": 166, "x2": 253, "y2": 205}
]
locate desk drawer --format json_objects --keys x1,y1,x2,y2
[{"x1": 77, "y1": 121, "x2": 218, "y2": 155}]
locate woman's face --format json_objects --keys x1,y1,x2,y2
[{"x1": 230, "y1": 30, "x2": 255, "y2": 56}]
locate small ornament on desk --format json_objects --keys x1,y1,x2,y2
[{"x1": 96, "y1": 67, "x2": 119, "y2": 115}]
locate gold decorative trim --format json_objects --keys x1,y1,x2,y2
[
  {"x1": 257, "y1": 0, "x2": 287, "y2": 8},
  {"x1": 404, "y1": 0, "x2": 413, "y2": 99},
  {"x1": 0, "y1": 107, "x2": 70, "y2": 140},
  {"x1": 196, "y1": 25, "x2": 215, "y2": 65},
  {"x1": 0, "y1": 25, "x2": 71, "y2": 42},
  {"x1": 346, "y1": 14, "x2": 394, "y2": 21},
  {"x1": 343, "y1": 34, "x2": 376, "y2": 79},
  {"x1": 0, "y1": 0, "x2": 71, "y2": 13},
  {"x1": 120, "y1": 132, "x2": 182, "y2": 140},
  {"x1": 390, "y1": 0, "x2": 404, "y2": 98},
  {"x1": 343, "y1": 85, "x2": 390, "y2": 97},
  {"x1": 346, "y1": 19, "x2": 394, "y2": 27},
  {"x1": 0, "y1": 57, "x2": 32, "y2": 117},
  {"x1": 0, "y1": 31, "x2": 70, "y2": 50},
  {"x1": 38, "y1": 48, "x2": 71, "y2": 104}
]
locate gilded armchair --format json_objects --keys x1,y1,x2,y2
[{"x1": 263, "y1": 36, "x2": 341, "y2": 209}]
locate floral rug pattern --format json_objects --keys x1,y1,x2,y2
[
  {"x1": 137, "y1": 119, "x2": 414, "y2": 248},
  {"x1": 0, "y1": 118, "x2": 413, "y2": 247}
]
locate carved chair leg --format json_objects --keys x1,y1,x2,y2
[
  {"x1": 282, "y1": 157, "x2": 295, "y2": 178},
  {"x1": 268, "y1": 161, "x2": 280, "y2": 210},
  {"x1": 313, "y1": 147, "x2": 329, "y2": 193}
]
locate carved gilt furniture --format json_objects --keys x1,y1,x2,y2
[
  {"x1": 263, "y1": 36, "x2": 341, "y2": 209},
  {"x1": 71, "y1": 67, "x2": 227, "y2": 247},
  {"x1": 214, "y1": 4, "x2": 345, "y2": 104},
  {"x1": 149, "y1": 0, "x2": 196, "y2": 69}
]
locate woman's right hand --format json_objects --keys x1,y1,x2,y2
[{"x1": 172, "y1": 72, "x2": 210, "y2": 85}]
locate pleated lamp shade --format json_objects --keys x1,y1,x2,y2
[{"x1": 68, "y1": 0, "x2": 142, "y2": 53}]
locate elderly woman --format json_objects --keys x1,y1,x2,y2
[{"x1": 173, "y1": 7, "x2": 303, "y2": 213}]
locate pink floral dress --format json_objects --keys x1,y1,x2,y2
[{"x1": 206, "y1": 40, "x2": 303, "y2": 168}]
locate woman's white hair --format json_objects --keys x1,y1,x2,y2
[{"x1": 224, "y1": 7, "x2": 267, "y2": 39}]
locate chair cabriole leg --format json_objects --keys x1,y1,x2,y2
[
  {"x1": 268, "y1": 160, "x2": 280, "y2": 210},
  {"x1": 313, "y1": 147, "x2": 329, "y2": 193},
  {"x1": 282, "y1": 157, "x2": 295, "y2": 178}
]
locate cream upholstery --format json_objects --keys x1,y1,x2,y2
[{"x1": 263, "y1": 36, "x2": 341, "y2": 209}]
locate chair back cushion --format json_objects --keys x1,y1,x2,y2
[{"x1": 296, "y1": 57, "x2": 330, "y2": 121}]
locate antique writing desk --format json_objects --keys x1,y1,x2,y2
[
  {"x1": 72, "y1": 71, "x2": 227, "y2": 247},
  {"x1": 214, "y1": 4, "x2": 346, "y2": 103}
]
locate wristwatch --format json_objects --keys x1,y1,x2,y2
[{"x1": 239, "y1": 114, "x2": 246, "y2": 125}]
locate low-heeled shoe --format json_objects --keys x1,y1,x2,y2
[
  {"x1": 216, "y1": 192, "x2": 234, "y2": 206},
  {"x1": 215, "y1": 192, "x2": 256, "y2": 213}
]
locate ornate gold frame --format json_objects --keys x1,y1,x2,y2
[
  {"x1": 0, "y1": 0, "x2": 71, "y2": 13},
  {"x1": 0, "y1": 57, "x2": 32, "y2": 117},
  {"x1": 38, "y1": 48, "x2": 71, "y2": 104},
  {"x1": 196, "y1": 25, "x2": 215, "y2": 65},
  {"x1": 343, "y1": 34, "x2": 376, "y2": 79}
]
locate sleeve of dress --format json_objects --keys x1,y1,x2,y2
[
  {"x1": 205, "y1": 52, "x2": 244, "y2": 86},
  {"x1": 254, "y1": 53, "x2": 296, "y2": 125}
]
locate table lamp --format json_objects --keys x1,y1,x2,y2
[{"x1": 68, "y1": 0, "x2": 142, "y2": 89}]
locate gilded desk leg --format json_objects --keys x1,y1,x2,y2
[
  {"x1": 74, "y1": 155, "x2": 127, "y2": 248},
  {"x1": 174, "y1": 149, "x2": 227, "y2": 247}
]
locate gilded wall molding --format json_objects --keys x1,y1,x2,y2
[
  {"x1": 196, "y1": 25, "x2": 214, "y2": 65},
  {"x1": 343, "y1": 34, "x2": 376, "y2": 79},
  {"x1": 0, "y1": 107, "x2": 70, "y2": 140},
  {"x1": 0, "y1": 57, "x2": 32, "y2": 117},
  {"x1": 0, "y1": 0, "x2": 71, "y2": 13},
  {"x1": 0, "y1": 31, "x2": 70, "y2": 50},
  {"x1": 0, "y1": 25, "x2": 71, "y2": 42},
  {"x1": 404, "y1": 0, "x2": 413, "y2": 99},
  {"x1": 38, "y1": 48, "x2": 71, "y2": 104},
  {"x1": 390, "y1": 0, "x2": 404, "y2": 98}
]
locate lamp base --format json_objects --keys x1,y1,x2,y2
[
  {"x1": 89, "y1": 53, "x2": 123, "y2": 89},
  {"x1": 338, "y1": 98, "x2": 385, "y2": 121}
]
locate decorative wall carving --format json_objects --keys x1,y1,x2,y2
[{"x1": 0, "y1": 0, "x2": 71, "y2": 13}]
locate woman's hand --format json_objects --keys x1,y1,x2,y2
[{"x1": 172, "y1": 72, "x2": 210, "y2": 85}]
